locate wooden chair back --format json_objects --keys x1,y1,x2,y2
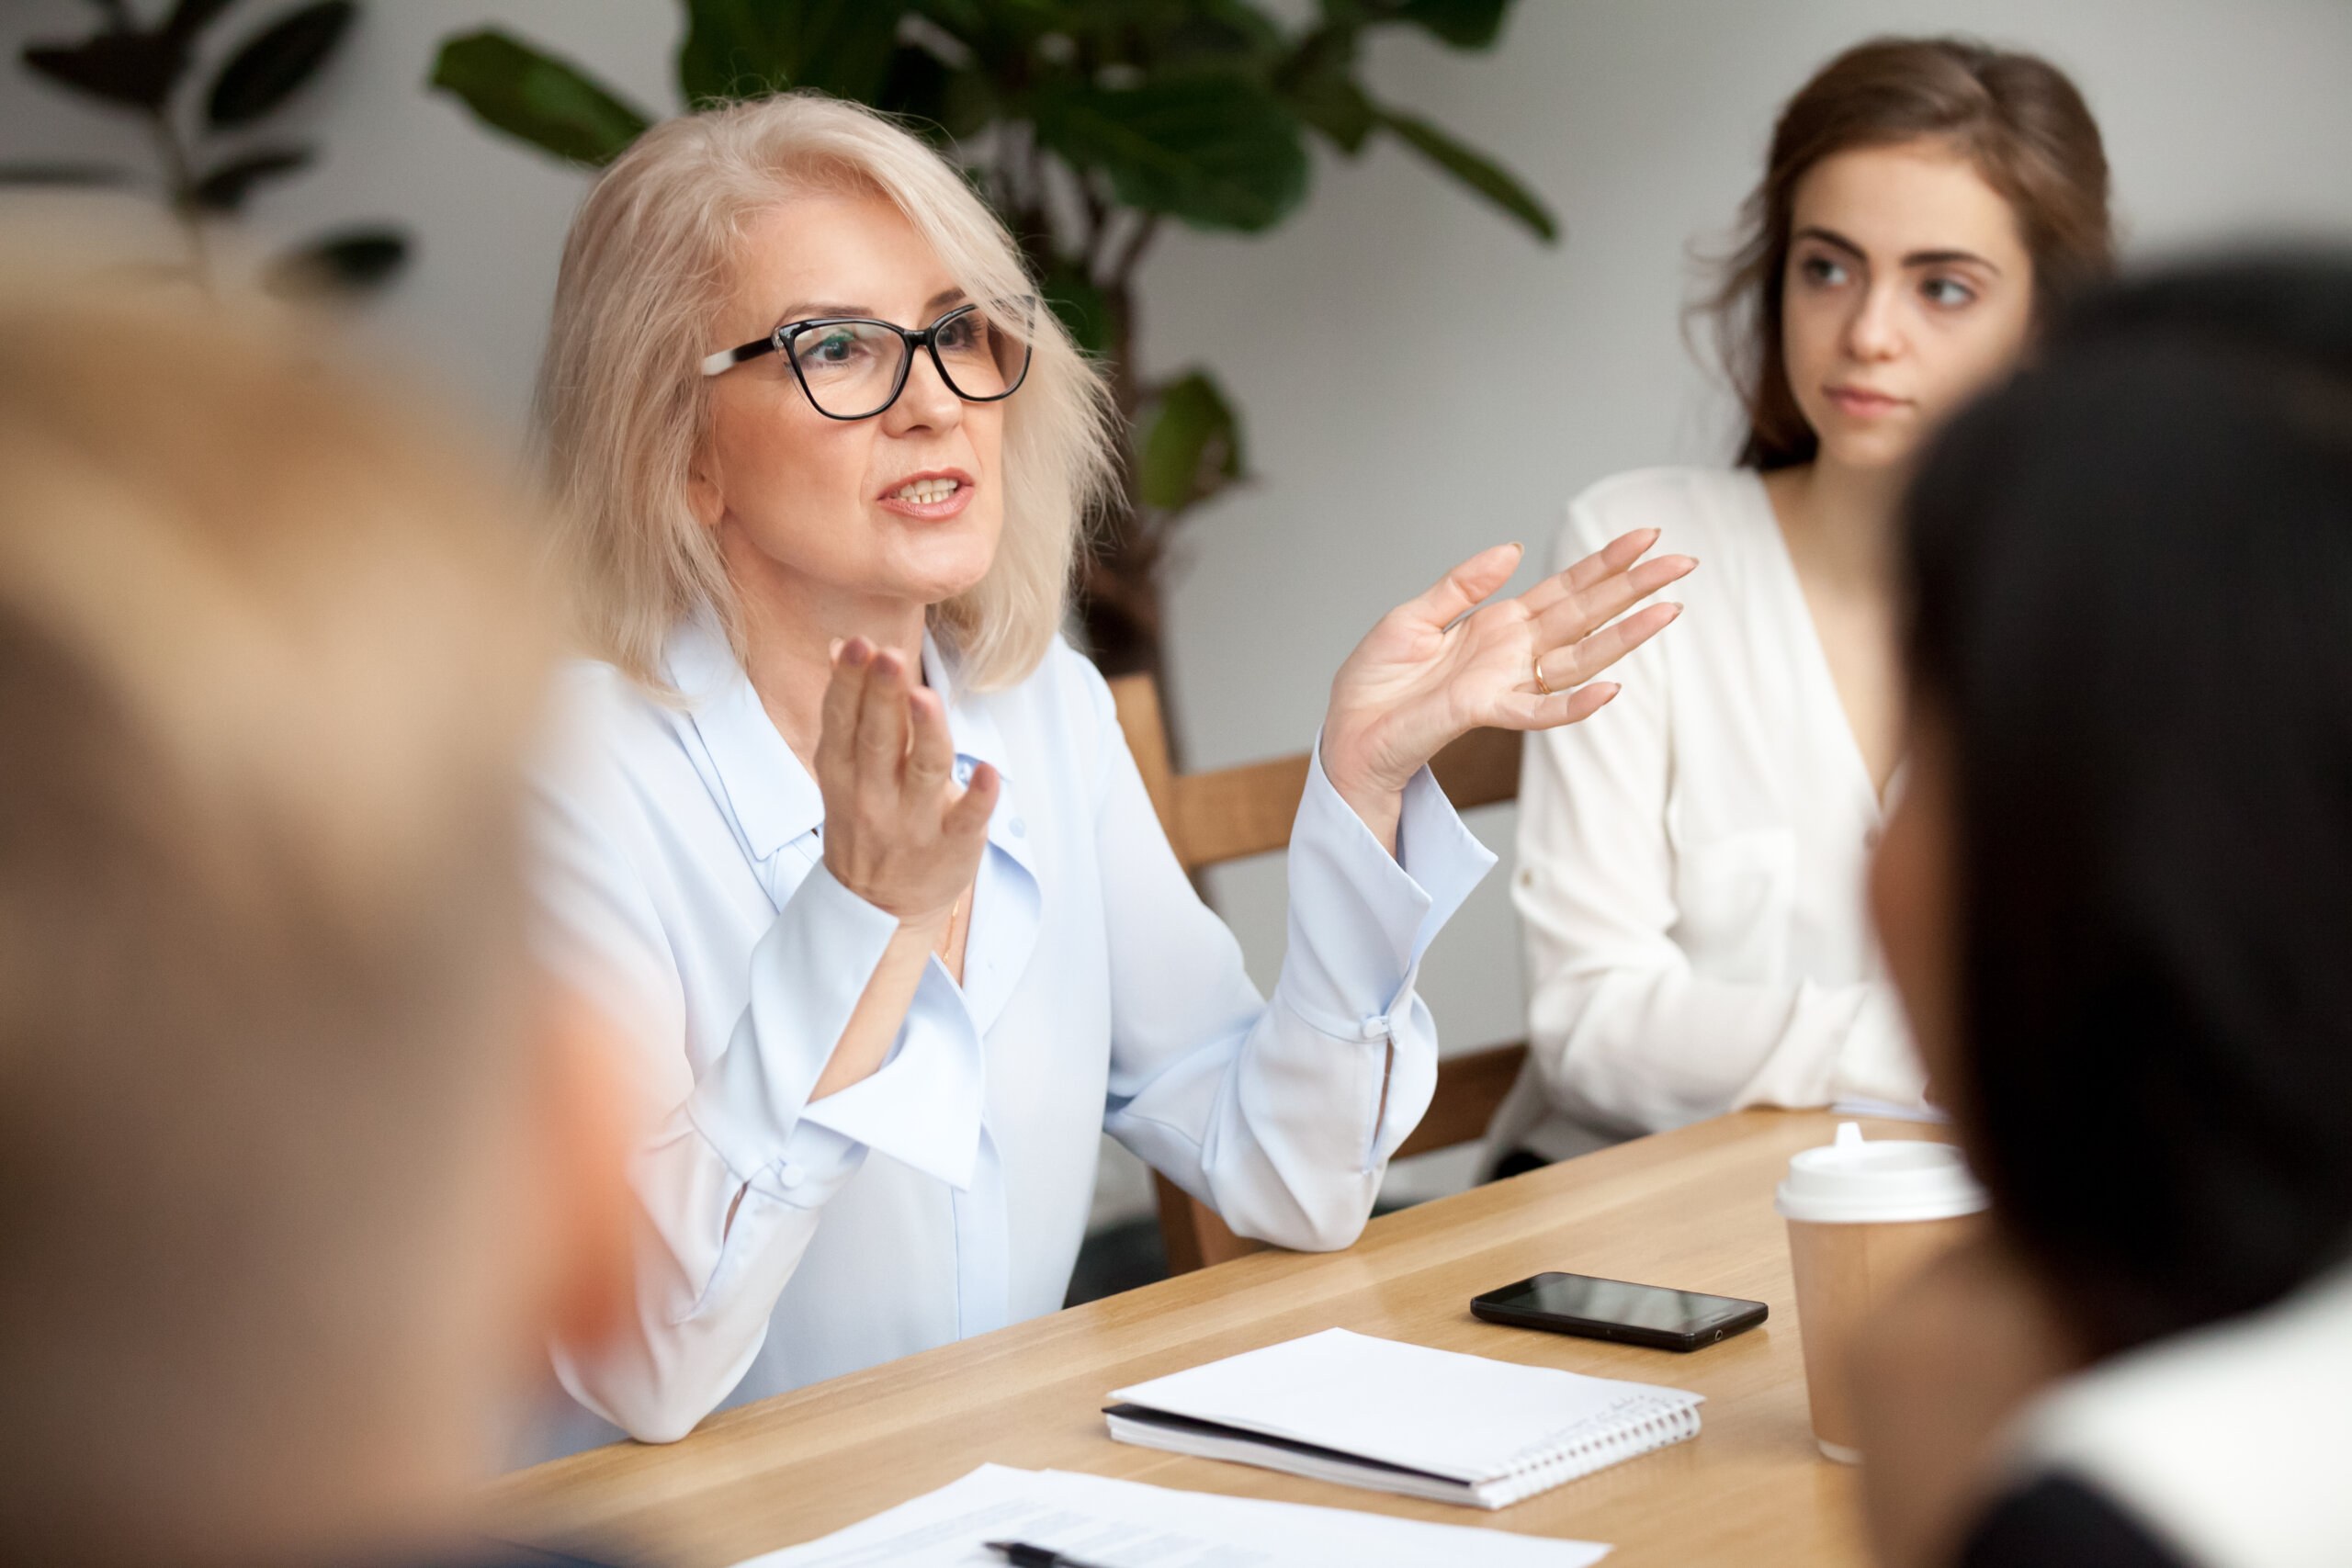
[{"x1": 1107, "y1": 671, "x2": 1531, "y2": 1273}]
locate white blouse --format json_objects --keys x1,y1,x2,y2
[
  {"x1": 2009, "y1": 1259, "x2": 2352, "y2": 1568},
  {"x1": 528, "y1": 617, "x2": 1493, "y2": 1450},
  {"x1": 1490, "y1": 468, "x2": 1927, "y2": 1161}
]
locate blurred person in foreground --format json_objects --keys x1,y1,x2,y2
[
  {"x1": 1854, "y1": 256, "x2": 2352, "y2": 1568},
  {"x1": 1493, "y1": 37, "x2": 2114, "y2": 1169},
  {"x1": 0, "y1": 272, "x2": 632, "y2": 1566}
]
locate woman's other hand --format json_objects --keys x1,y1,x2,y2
[
  {"x1": 816, "y1": 637, "x2": 997, "y2": 934},
  {"x1": 1320, "y1": 529, "x2": 1694, "y2": 851}
]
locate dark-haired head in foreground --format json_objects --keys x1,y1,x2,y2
[
  {"x1": 1901, "y1": 253, "x2": 2352, "y2": 1352},
  {"x1": 1863, "y1": 254, "x2": 2352, "y2": 1568}
]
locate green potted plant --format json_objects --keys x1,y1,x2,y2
[
  {"x1": 8, "y1": 0, "x2": 409, "y2": 299},
  {"x1": 430, "y1": 0, "x2": 1555, "y2": 678}
]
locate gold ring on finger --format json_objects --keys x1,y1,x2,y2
[{"x1": 1532, "y1": 652, "x2": 1555, "y2": 697}]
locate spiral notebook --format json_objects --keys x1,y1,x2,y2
[{"x1": 1103, "y1": 1327, "x2": 1702, "y2": 1509}]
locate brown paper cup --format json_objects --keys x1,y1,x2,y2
[{"x1": 1784, "y1": 1211, "x2": 1981, "y2": 1461}]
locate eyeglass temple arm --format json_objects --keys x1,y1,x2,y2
[{"x1": 700, "y1": 338, "x2": 777, "y2": 378}]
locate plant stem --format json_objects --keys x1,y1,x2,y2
[
  {"x1": 1107, "y1": 213, "x2": 1160, "y2": 297},
  {"x1": 1079, "y1": 175, "x2": 1108, "y2": 277},
  {"x1": 145, "y1": 106, "x2": 212, "y2": 293}
]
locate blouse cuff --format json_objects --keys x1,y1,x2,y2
[
  {"x1": 1279, "y1": 733, "x2": 1497, "y2": 1035},
  {"x1": 798, "y1": 960, "x2": 987, "y2": 1190},
  {"x1": 683, "y1": 861, "x2": 897, "y2": 1193}
]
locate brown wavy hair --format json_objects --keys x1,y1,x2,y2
[{"x1": 1707, "y1": 37, "x2": 2115, "y2": 470}]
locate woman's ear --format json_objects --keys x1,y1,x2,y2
[{"x1": 686, "y1": 439, "x2": 725, "y2": 531}]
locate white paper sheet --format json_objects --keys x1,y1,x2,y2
[
  {"x1": 1107, "y1": 1328, "x2": 1701, "y2": 1483},
  {"x1": 727, "y1": 1463, "x2": 1609, "y2": 1568}
]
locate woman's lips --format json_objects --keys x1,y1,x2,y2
[
  {"x1": 876, "y1": 469, "x2": 976, "y2": 520},
  {"x1": 1825, "y1": 386, "x2": 1910, "y2": 419}
]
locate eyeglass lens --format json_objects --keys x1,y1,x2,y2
[{"x1": 786, "y1": 305, "x2": 1030, "y2": 419}]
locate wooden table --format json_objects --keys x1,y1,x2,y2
[{"x1": 487, "y1": 1110, "x2": 1941, "y2": 1566}]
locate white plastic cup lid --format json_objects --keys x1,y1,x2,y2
[{"x1": 1773, "y1": 1122, "x2": 1989, "y2": 1224}]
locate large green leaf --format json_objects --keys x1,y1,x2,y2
[
  {"x1": 1378, "y1": 109, "x2": 1555, "y2": 242},
  {"x1": 1138, "y1": 368, "x2": 1244, "y2": 513},
  {"x1": 1032, "y1": 76, "x2": 1307, "y2": 233},
  {"x1": 21, "y1": 31, "x2": 189, "y2": 111},
  {"x1": 431, "y1": 31, "x2": 652, "y2": 169},
  {"x1": 874, "y1": 41, "x2": 996, "y2": 141},
  {"x1": 206, "y1": 1, "x2": 355, "y2": 129},
  {"x1": 1395, "y1": 0, "x2": 1510, "y2": 50},
  {"x1": 1135, "y1": 1, "x2": 1287, "y2": 73},
  {"x1": 20, "y1": 0, "x2": 236, "y2": 114},
  {"x1": 1275, "y1": 23, "x2": 1374, "y2": 153},
  {"x1": 677, "y1": 0, "x2": 906, "y2": 107},
  {"x1": 265, "y1": 226, "x2": 410, "y2": 299}
]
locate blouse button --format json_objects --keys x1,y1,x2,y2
[
  {"x1": 1358, "y1": 1015, "x2": 1393, "y2": 1042},
  {"x1": 777, "y1": 1161, "x2": 807, "y2": 1190}
]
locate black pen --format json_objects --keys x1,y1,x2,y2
[{"x1": 984, "y1": 1540, "x2": 1116, "y2": 1568}]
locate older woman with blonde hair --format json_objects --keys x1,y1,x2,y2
[{"x1": 529, "y1": 91, "x2": 1692, "y2": 1449}]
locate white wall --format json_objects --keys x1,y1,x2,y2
[{"x1": 11, "y1": 0, "x2": 2352, "y2": 1215}]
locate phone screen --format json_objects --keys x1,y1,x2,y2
[{"x1": 1487, "y1": 1272, "x2": 1759, "y2": 1336}]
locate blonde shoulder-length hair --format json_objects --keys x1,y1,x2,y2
[{"x1": 536, "y1": 93, "x2": 1115, "y2": 694}]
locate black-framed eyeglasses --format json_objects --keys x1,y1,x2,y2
[{"x1": 698, "y1": 299, "x2": 1035, "y2": 421}]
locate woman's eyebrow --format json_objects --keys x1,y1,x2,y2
[
  {"x1": 769, "y1": 289, "x2": 969, "y2": 329},
  {"x1": 1793, "y1": 227, "x2": 2002, "y2": 276},
  {"x1": 1793, "y1": 224, "x2": 1865, "y2": 259},
  {"x1": 773, "y1": 301, "x2": 870, "y2": 326},
  {"x1": 1902, "y1": 247, "x2": 2000, "y2": 273}
]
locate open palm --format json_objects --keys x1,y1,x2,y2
[{"x1": 1319, "y1": 529, "x2": 1695, "y2": 843}]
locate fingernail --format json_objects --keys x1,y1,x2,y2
[
  {"x1": 1665, "y1": 602, "x2": 1684, "y2": 615},
  {"x1": 829, "y1": 637, "x2": 846, "y2": 660}
]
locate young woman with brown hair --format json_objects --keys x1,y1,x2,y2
[{"x1": 1493, "y1": 38, "x2": 2115, "y2": 1166}]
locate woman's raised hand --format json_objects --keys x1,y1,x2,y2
[
  {"x1": 815, "y1": 638, "x2": 997, "y2": 931},
  {"x1": 1319, "y1": 529, "x2": 1695, "y2": 850}
]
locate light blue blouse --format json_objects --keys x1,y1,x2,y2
[{"x1": 528, "y1": 617, "x2": 1493, "y2": 1448}]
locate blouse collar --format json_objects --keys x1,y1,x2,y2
[{"x1": 662, "y1": 614, "x2": 1013, "y2": 866}]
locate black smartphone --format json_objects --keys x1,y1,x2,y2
[{"x1": 1471, "y1": 1270, "x2": 1769, "y2": 1352}]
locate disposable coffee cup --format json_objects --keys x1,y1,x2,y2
[{"x1": 1774, "y1": 1122, "x2": 1988, "y2": 1463}]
